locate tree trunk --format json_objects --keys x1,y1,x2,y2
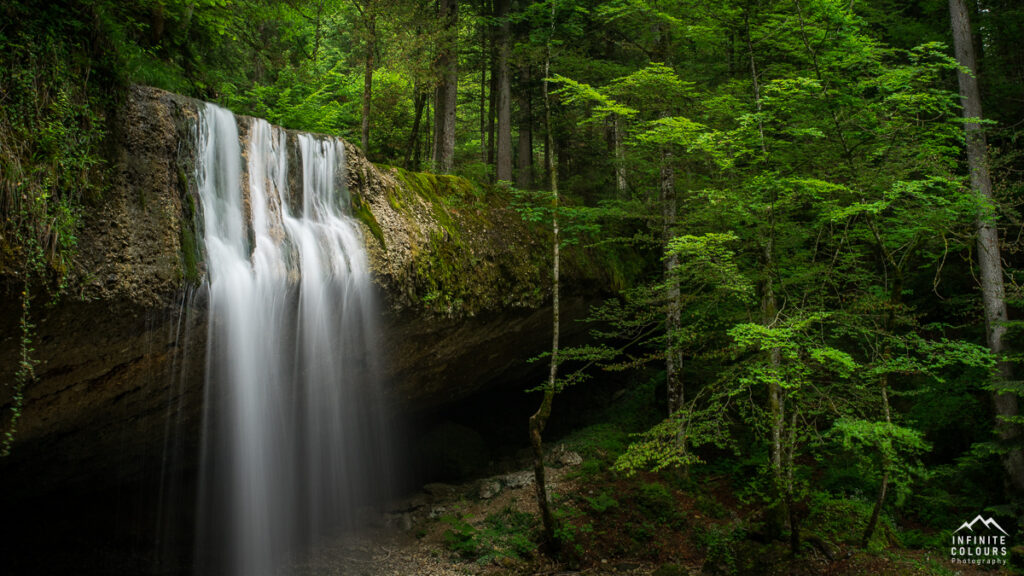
[
  {"x1": 529, "y1": 385, "x2": 556, "y2": 548},
  {"x1": 433, "y1": 0, "x2": 458, "y2": 173},
  {"x1": 516, "y1": 64, "x2": 533, "y2": 189},
  {"x1": 495, "y1": 0, "x2": 512, "y2": 182},
  {"x1": 487, "y1": 36, "x2": 497, "y2": 168},
  {"x1": 479, "y1": 0, "x2": 488, "y2": 163},
  {"x1": 863, "y1": 259, "x2": 900, "y2": 548},
  {"x1": 433, "y1": 87, "x2": 445, "y2": 170},
  {"x1": 762, "y1": 216, "x2": 782, "y2": 479},
  {"x1": 312, "y1": 0, "x2": 324, "y2": 67},
  {"x1": 360, "y1": 8, "x2": 376, "y2": 154},
  {"x1": 662, "y1": 150, "x2": 682, "y2": 415},
  {"x1": 405, "y1": 84, "x2": 426, "y2": 170},
  {"x1": 530, "y1": 4, "x2": 559, "y2": 550},
  {"x1": 746, "y1": 9, "x2": 786, "y2": 510},
  {"x1": 861, "y1": 384, "x2": 890, "y2": 548},
  {"x1": 765, "y1": 195, "x2": 788, "y2": 545},
  {"x1": 613, "y1": 114, "x2": 626, "y2": 196},
  {"x1": 949, "y1": 0, "x2": 1024, "y2": 495},
  {"x1": 425, "y1": 94, "x2": 432, "y2": 169},
  {"x1": 785, "y1": 409, "x2": 799, "y2": 556},
  {"x1": 764, "y1": 262, "x2": 783, "y2": 478}
]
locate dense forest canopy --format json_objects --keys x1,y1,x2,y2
[{"x1": 4, "y1": 0, "x2": 1024, "y2": 568}]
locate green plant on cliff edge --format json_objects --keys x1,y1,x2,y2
[
  {"x1": 3, "y1": 238, "x2": 43, "y2": 458},
  {"x1": 2, "y1": 11, "x2": 103, "y2": 454}
]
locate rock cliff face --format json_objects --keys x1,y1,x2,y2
[{"x1": 0, "y1": 86, "x2": 597, "y2": 501}]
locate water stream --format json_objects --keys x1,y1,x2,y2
[{"x1": 192, "y1": 103, "x2": 391, "y2": 576}]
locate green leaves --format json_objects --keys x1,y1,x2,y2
[
  {"x1": 614, "y1": 388, "x2": 738, "y2": 475},
  {"x1": 827, "y1": 419, "x2": 931, "y2": 505},
  {"x1": 549, "y1": 74, "x2": 637, "y2": 122},
  {"x1": 666, "y1": 232, "x2": 753, "y2": 302}
]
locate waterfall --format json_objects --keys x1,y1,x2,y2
[{"x1": 193, "y1": 103, "x2": 392, "y2": 576}]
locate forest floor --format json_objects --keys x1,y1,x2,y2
[{"x1": 281, "y1": 450, "x2": 1012, "y2": 576}]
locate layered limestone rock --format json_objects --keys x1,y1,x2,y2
[{"x1": 0, "y1": 86, "x2": 601, "y2": 498}]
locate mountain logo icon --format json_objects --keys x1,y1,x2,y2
[{"x1": 953, "y1": 515, "x2": 1009, "y2": 535}]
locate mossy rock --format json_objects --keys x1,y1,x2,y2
[{"x1": 370, "y1": 164, "x2": 553, "y2": 319}]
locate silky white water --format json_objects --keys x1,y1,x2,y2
[{"x1": 193, "y1": 103, "x2": 390, "y2": 576}]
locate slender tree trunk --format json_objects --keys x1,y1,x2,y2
[
  {"x1": 517, "y1": 64, "x2": 533, "y2": 189},
  {"x1": 746, "y1": 16, "x2": 768, "y2": 159},
  {"x1": 495, "y1": 0, "x2": 512, "y2": 182},
  {"x1": 785, "y1": 410, "x2": 799, "y2": 556},
  {"x1": 479, "y1": 0, "x2": 488, "y2": 163},
  {"x1": 762, "y1": 208, "x2": 782, "y2": 482},
  {"x1": 949, "y1": 0, "x2": 1024, "y2": 495},
  {"x1": 543, "y1": 131, "x2": 551, "y2": 184},
  {"x1": 653, "y1": 4, "x2": 681, "y2": 417},
  {"x1": 360, "y1": 7, "x2": 376, "y2": 154},
  {"x1": 312, "y1": 0, "x2": 324, "y2": 67},
  {"x1": 613, "y1": 114, "x2": 626, "y2": 196},
  {"x1": 862, "y1": 377, "x2": 891, "y2": 548},
  {"x1": 433, "y1": 86, "x2": 443, "y2": 168},
  {"x1": 748, "y1": 15, "x2": 789, "y2": 540},
  {"x1": 862, "y1": 254, "x2": 901, "y2": 547},
  {"x1": 763, "y1": 250, "x2": 783, "y2": 478},
  {"x1": 405, "y1": 84, "x2": 426, "y2": 170},
  {"x1": 433, "y1": 0, "x2": 458, "y2": 173},
  {"x1": 443, "y1": 0, "x2": 458, "y2": 173},
  {"x1": 487, "y1": 35, "x2": 497, "y2": 168},
  {"x1": 662, "y1": 150, "x2": 683, "y2": 415},
  {"x1": 764, "y1": 187, "x2": 789, "y2": 549},
  {"x1": 424, "y1": 94, "x2": 433, "y2": 169},
  {"x1": 749, "y1": 10, "x2": 786, "y2": 516},
  {"x1": 762, "y1": 222, "x2": 785, "y2": 492},
  {"x1": 530, "y1": 3, "x2": 558, "y2": 549}
]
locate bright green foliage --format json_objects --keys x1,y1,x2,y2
[
  {"x1": 828, "y1": 419, "x2": 930, "y2": 506},
  {"x1": 551, "y1": 0, "x2": 1019, "y2": 548}
]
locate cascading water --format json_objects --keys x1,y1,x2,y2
[{"x1": 193, "y1": 103, "x2": 392, "y2": 576}]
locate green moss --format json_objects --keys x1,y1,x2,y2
[
  {"x1": 180, "y1": 225, "x2": 200, "y2": 284},
  {"x1": 387, "y1": 189, "x2": 404, "y2": 211},
  {"x1": 389, "y1": 167, "x2": 490, "y2": 232},
  {"x1": 380, "y1": 165, "x2": 611, "y2": 319},
  {"x1": 183, "y1": 187, "x2": 196, "y2": 217},
  {"x1": 178, "y1": 172, "x2": 202, "y2": 284},
  {"x1": 414, "y1": 227, "x2": 470, "y2": 314},
  {"x1": 351, "y1": 194, "x2": 385, "y2": 248},
  {"x1": 384, "y1": 167, "x2": 502, "y2": 315}
]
